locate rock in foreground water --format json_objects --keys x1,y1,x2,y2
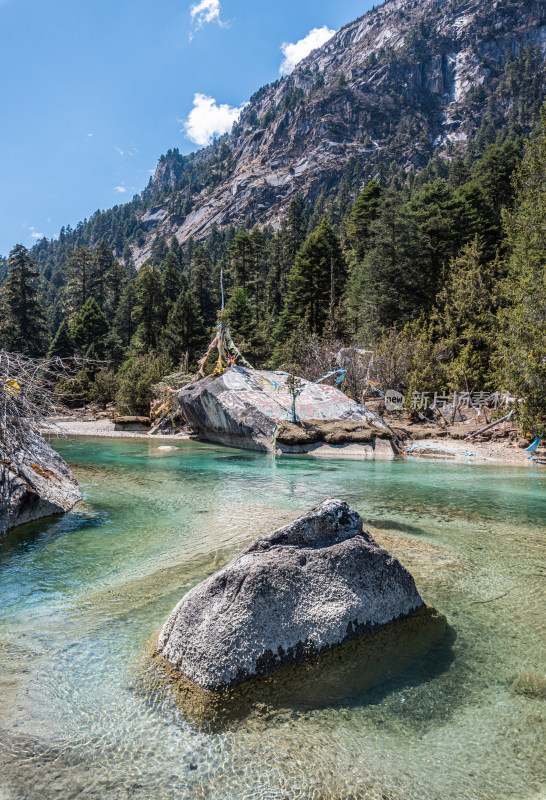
[
  {"x1": 0, "y1": 430, "x2": 82, "y2": 536},
  {"x1": 157, "y1": 499, "x2": 426, "y2": 691}
]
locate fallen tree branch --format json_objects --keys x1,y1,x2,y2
[{"x1": 464, "y1": 410, "x2": 514, "y2": 440}]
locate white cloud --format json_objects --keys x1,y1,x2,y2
[
  {"x1": 183, "y1": 93, "x2": 246, "y2": 147},
  {"x1": 190, "y1": 0, "x2": 222, "y2": 30},
  {"x1": 31, "y1": 232, "x2": 44, "y2": 239},
  {"x1": 114, "y1": 146, "x2": 125, "y2": 155},
  {"x1": 87, "y1": 133, "x2": 93, "y2": 138},
  {"x1": 280, "y1": 26, "x2": 336, "y2": 74},
  {"x1": 114, "y1": 186, "x2": 127, "y2": 193}
]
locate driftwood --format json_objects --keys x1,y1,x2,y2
[{"x1": 464, "y1": 411, "x2": 514, "y2": 440}]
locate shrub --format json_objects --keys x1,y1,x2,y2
[{"x1": 115, "y1": 352, "x2": 172, "y2": 416}]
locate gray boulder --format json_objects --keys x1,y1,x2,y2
[
  {"x1": 157, "y1": 499, "x2": 425, "y2": 691},
  {"x1": 178, "y1": 366, "x2": 399, "y2": 455},
  {"x1": 0, "y1": 431, "x2": 82, "y2": 536}
]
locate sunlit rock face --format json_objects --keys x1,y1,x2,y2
[
  {"x1": 0, "y1": 430, "x2": 82, "y2": 535},
  {"x1": 157, "y1": 499, "x2": 426, "y2": 691},
  {"x1": 178, "y1": 366, "x2": 399, "y2": 455},
  {"x1": 133, "y1": 0, "x2": 546, "y2": 265}
]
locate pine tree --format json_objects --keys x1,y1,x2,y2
[
  {"x1": 64, "y1": 246, "x2": 95, "y2": 317},
  {"x1": 346, "y1": 179, "x2": 382, "y2": 263},
  {"x1": 70, "y1": 297, "x2": 110, "y2": 357},
  {"x1": 282, "y1": 195, "x2": 308, "y2": 264},
  {"x1": 114, "y1": 282, "x2": 138, "y2": 347},
  {"x1": 435, "y1": 237, "x2": 499, "y2": 390},
  {"x1": 169, "y1": 236, "x2": 183, "y2": 268},
  {"x1": 346, "y1": 192, "x2": 423, "y2": 335},
  {"x1": 274, "y1": 218, "x2": 346, "y2": 342},
  {"x1": 161, "y1": 251, "x2": 186, "y2": 306},
  {"x1": 229, "y1": 231, "x2": 253, "y2": 289},
  {"x1": 93, "y1": 240, "x2": 116, "y2": 311},
  {"x1": 498, "y1": 108, "x2": 546, "y2": 432},
  {"x1": 471, "y1": 141, "x2": 521, "y2": 217},
  {"x1": 405, "y1": 178, "x2": 473, "y2": 304},
  {"x1": 92, "y1": 241, "x2": 127, "y2": 319},
  {"x1": 162, "y1": 290, "x2": 207, "y2": 367},
  {"x1": 189, "y1": 250, "x2": 217, "y2": 328},
  {"x1": 122, "y1": 244, "x2": 137, "y2": 279},
  {"x1": 150, "y1": 234, "x2": 169, "y2": 266},
  {"x1": 132, "y1": 264, "x2": 167, "y2": 351},
  {"x1": 47, "y1": 319, "x2": 74, "y2": 358},
  {"x1": 224, "y1": 287, "x2": 255, "y2": 344},
  {"x1": 0, "y1": 244, "x2": 47, "y2": 356}
]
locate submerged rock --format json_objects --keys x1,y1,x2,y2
[
  {"x1": 178, "y1": 366, "x2": 399, "y2": 455},
  {"x1": 150, "y1": 605, "x2": 447, "y2": 729},
  {"x1": 512, "y1": 672, "x2": 546, "y2": 699},
  {"x1": 0, "y1": 430, "x2": 82, "y2": 536},
  {"x1": 157, "y1": 499, "x2": 428, "y2": 691}
]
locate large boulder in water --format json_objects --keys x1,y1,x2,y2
[
  {"x1": 178, "y1": 366, "x2": 399, "y2": 455},
  {"x1": 0, "y1": 430, "x2": 82, "y2": 536},
  {"x1": 157, "y1": 499, "x2": 426, "y2": 691}
]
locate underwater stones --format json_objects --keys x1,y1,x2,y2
[
  {"x1": 0, "y1": 430, "x2": 82, "y2": 535},
  {"x1": 512, "y1": 672, "x2": 546, "y2": 699},
  {"x1": 178, "y1": 366, "x2": 399, "y2": 455},
  {"x1": 157, "y1": 499, "x2": 429, "y2": 691}
]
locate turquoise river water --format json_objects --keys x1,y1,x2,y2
[{"x1": 0, "y1": 437, "x2": 545, "y2": 800}]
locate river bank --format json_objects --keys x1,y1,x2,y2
[{"x1": 42, "y1": 418, "x2": 544, "y2": 466}]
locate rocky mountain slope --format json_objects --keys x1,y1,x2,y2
[{"x1": 133, "y1": 0, "x2": 545, "y2": 264}]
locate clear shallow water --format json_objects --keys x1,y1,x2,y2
[{"x1": 0, "y1": 437, "x2": 544, "y2": 800}]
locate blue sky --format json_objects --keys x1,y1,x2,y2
[{"x1": 0, "y1": 0, "x2": 374, "y2": 256}]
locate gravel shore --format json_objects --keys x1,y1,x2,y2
[{"x1": 41, "y1": 419, "x2": 192, "y2": 441}]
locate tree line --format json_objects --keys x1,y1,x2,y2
[{"x1": 0, "y1": 111, "x2": 544, "y2": 430}]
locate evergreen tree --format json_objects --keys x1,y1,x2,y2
[
  {"x1": 345, "y1": 179, "x2": 382, "y2": 263},
  {"x1": 498, "y1": 108, "x2": 546, "y2": 432},
  {"x1": 471, "y1": 141, "x2": 521, "y2": 217},
  {"x1": 47, "y1": 319, "x2": 74, "y2": 359},
  {"x1": 455, "y1": 182, "x2": 501, "y2": 260},
  {"x1": 64, "y1": 246, "x2": 95, "y2": 317},
  {"x1": 249, "y1": 226, "x2": 267, "y2": 318},
  {"x1": 114, "y1": 282, "x2": 138, "y2": 348},
  {"x1": 189, "y1": 249, "x2": 217, "y2": 328},
  {"x1": 122, "y1": 244, "x2": 137, "y2": 279},
  {"x1": 274, "y1": 219, "x2": 346, "y2": 342},
  {"x1": 161, "y1": 251, "x2": 186, "y2": 306},
  {"x1": 228, "y1": 231, "x2": 253, "y2": 289},
  {"x1": 93, "y1": 240, "x2": 117, "y2": 311},
  {"x1": 435, "y1": 237, "x2": 499, "y2": 390},
  {"x1": 162, "y1": 290, "x2": 207, "y2": 367},
  {"x1": 132, "y1": 264, "x2": 167, "y2": 351},
  {"x1": 70, "y1": 297, "x2": 110, "y2": 357},
  {"x1": 224, "y1": 287, "x2": 255, "y2": 344},
  {"x1": 169, "y1": 235, "x2": 183, "y2": 268},
  {"x1": 0, "y1": 244, "x2": 47, "y2": 356},
  {"x1": 346, "y1": 192, "x2": 423, "y2": 335},
  {"x1": 282, "y1": 195, "x2": 308, "y2": 264},
  {"x1": 405, "y1": 178, "x2": 473, "y2": 305},
  {"x1": 150, "y1": 234, "x2": 169, "y2": 266}
]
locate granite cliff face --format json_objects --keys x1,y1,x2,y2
[{"x1": 134, "y1": 0, "x2": 545, "y2": 264}]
